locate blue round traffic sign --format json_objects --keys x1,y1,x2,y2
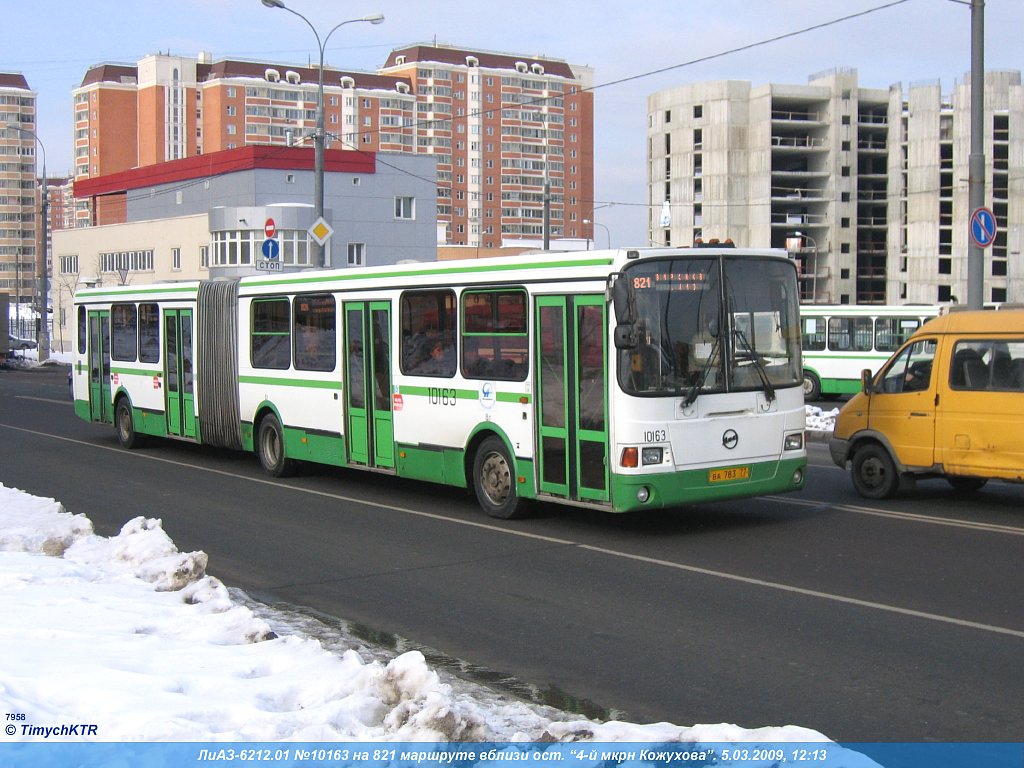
[
  {"x1": 261, "y1": 238, "x2": 280, "y2": 260},
  {"x1": 970, "y1": 207, "x2": 997, "y2": 248}
]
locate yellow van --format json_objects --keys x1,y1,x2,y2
[{"x1": 830, "y1": 308, "x2": 1024, "y2": 499}]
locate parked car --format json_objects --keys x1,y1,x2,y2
[{"x1": 8, "y1": 334, "x2": 37, "y2": 350}]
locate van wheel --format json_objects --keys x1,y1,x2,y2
[
  {"x1": 947, "y1": 477, "x2": 987, "y2": 492},
  {"x1": 851, "y1": 443, "x2": 900, "y2": 499},
  {"x1": 802, "y1": 370, "x2": 822, "y2": 401},
  {"x1": 472, "y1": 436, "x2": 528, "y2": 519},
  {"x1": 257, "y1": 414, "x2": 294, "y2": 477}
]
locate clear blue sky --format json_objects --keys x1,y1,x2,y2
[{"x1": 5, "y1": 0, "x2": 1022, "y2": 246}]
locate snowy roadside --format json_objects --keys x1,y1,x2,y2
[{"x1": 0, "y1": 482, "x2": 849, "y2": 748}]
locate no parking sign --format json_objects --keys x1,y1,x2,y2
[{"x1": 970, "y1": 207, "x2": 997, "y2": 248}]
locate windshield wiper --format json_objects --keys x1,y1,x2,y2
[
  {"x1": 682, "y1": 336, "x2": 720, "y2": 407},
  {"x1": 734, "y1": 328, "x2": 776, "y2": 403}
]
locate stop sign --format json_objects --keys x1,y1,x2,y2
[{"x1": 264, "y1": 218, "x2": 276, "y2": 238}]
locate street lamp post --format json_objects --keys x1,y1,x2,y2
[
  {"x1": 1, "y1": 121, "x2": 48, "y2": 360},
  {"x1": 583, "y1": 219, "x2": 610, "y2": 250},
  {"x1": 584, "y1": 203, "x2": 613, "y2": 250},
  {"x1": 260, "y1": 0, "x2": 384, "y2": 268}
]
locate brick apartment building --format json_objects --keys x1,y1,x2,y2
[
  {"x1": 72, "y1": 45, "x2": 595, "y2": 249},
  {"x1": 0, "y1": 73, "x2": 38, "y2": 304}
]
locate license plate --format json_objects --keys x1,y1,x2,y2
[{"x1": 708, "y1": 465, "x2": 751, "y2": 483}]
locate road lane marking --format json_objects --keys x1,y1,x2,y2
[
  {"x1": 3, "y1": 421, "x2": 1023, "y2": 641},
  {"x1": 0, "y1": 423, "x2": 575, "y2": 547},
  {"x1": 762, "y1": 495, "x2": 1024, "y2": 536},
  {"x1": 578, "y1": 543, "x2": 1024, "y2": 640},
  {"x1": 15, "y1": 396, "x2": 72, "y2": 406}
]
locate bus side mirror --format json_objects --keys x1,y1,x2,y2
[
  {"x1": 614, "y1": 324, "x2": 638, "y2": 349},
  {"x1": 611, "y1": 275, "x2": 635, "y2": 324},
  {"x1": 861, "y1": 368, "x2": 874, "y2": 395}
]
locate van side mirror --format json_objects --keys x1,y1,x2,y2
[{"x1": 861, "y1": 368, "x2": 874, "y2": 395}]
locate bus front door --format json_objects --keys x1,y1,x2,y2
[
  {"x1": 163, "y1": 308, "x2": 196, "y2": 439},
  {"x1": 535, "y1": 295, "x2": 609, "y2": 503},
  {"x1": 87, "y1": 310, "x2": 112, "y2": 423},
  {"x1": 343, "y1": 301, "x2": 394, "y2": 469}
]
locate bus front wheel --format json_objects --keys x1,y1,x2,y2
[
  {"x1": 472, "y1": 436, "x2": 528, "y2": 519},
  {"x1": 257, "y1": 413, "x2": 294, "y2": 477}
]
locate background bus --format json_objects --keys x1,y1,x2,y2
[
  {"x1": 800, "y1": 304, "x2": 940, "y2": 400},
  {"x1": 72, "y1": 247, "x2": 807, "y2": 518}
]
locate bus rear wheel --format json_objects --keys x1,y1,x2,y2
[
  {"x1": 473, "y1": 436, "x2": 528, "y2": 519},
  {"x1": 257, "y1": 413, "x2": 294, "y2": 477}
]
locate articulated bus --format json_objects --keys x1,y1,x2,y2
[
  {"x1": 72, "y1": 247, "x2": 806, "y2": 518},
  {"x1": 800, "y1": 304, "x2": 941, "y2": 400}
]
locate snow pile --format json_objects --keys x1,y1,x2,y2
[
  {"x1": 0, "y1": 482, "x2": 837, "y2": 745},
  {"x1": 805, "y1": 405, "x2": 839, "y2": 433},
  {"x1": 0, "y1": 485, "x2": 92, "y2": 555}
]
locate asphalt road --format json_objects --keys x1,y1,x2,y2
[{"x1": 2, "y1": 364, "x2": 1022, "y2": 741}]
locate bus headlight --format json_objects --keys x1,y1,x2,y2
[
  {"x1": 641, "y1": 447, "x2": 663, "y2": 465},
  {"x1": 784, "y1": 433, "x2": 803, "y2": 451},
  {"x1": 636, "y1": 486, "x2": 651, "y2": 503}
]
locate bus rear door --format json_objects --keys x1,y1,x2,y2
[{"x1": 535, "y1": 295, "x2": 609, "y2": 503}]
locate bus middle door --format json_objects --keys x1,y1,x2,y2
[
  {"x1": 535, "y1": 295, "x2": 609, "y2": 503},
  {"x1": 163, "y1": 308, "x2": 196, "y2": 439},
  {"x1": 344, "y1": 301, "x2": 394, "y2": 469},
  {"x1": 87, "y1": 310, "x2": 112, "y2": 423}
]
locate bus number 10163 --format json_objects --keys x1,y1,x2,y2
[{"x1": 428, "y1": 387, "x2": 457, "y2": 406}]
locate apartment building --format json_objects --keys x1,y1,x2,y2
[
  {"x1": 72, "y1": 45, "x2": 594, "y2": 249},
  {"x1": 0, "y1": 73, "x2": 37, "y2": 304},
  {"x1": 648, "y1": 68, "x2": 1024, "y2": 305},
  {"x1": 379, "y1": 44, "x2": 595, "y2": 248}
]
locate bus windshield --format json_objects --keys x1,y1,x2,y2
[{"x1": 616, "y1": 256, "x2": 801, "y2": 397}]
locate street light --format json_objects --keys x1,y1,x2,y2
[
  {"x1": 583, "y1": 219, "x2": 610, "y2": 250},
  {"x1": 260, "y1": 0, "x2": 384, "y2": 268},
  {"x1": 792, "y1": 230, "x2": 818, "y2": 303},
  {"x1": 0, "y1": 121, "x2": 48, "y2": 360}
]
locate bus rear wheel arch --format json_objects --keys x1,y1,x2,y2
[
  {"x1": 256, "y1": 412, "x2": 294, "y2": 478},
  {"x1": 471, "y1": 435, "x2": 529, "y2": 519}
]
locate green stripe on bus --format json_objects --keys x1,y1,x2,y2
[
  {"x1": 111, "y1": 366, "x2": 163, "y2": 377},
  {"x1": 239, "y1": 375, "x2": 343, "y2": 390},
  {"x1": 77, "y1": 286, "x2": 200, "y2": 299},
  {"x1": 245, "y1": 257, "x2": 615, "y2": 288}
]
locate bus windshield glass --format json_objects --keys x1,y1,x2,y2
[{"x1": 617, "y1": 256, "x2": 801, "y2": 397}]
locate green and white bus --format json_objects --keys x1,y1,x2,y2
[
  {"x1": 800, "y1": 304, "x2": 941, "y2": 400},
  {"x1": 72, "y1": 246, "x2": 806, "y2": 518}
]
